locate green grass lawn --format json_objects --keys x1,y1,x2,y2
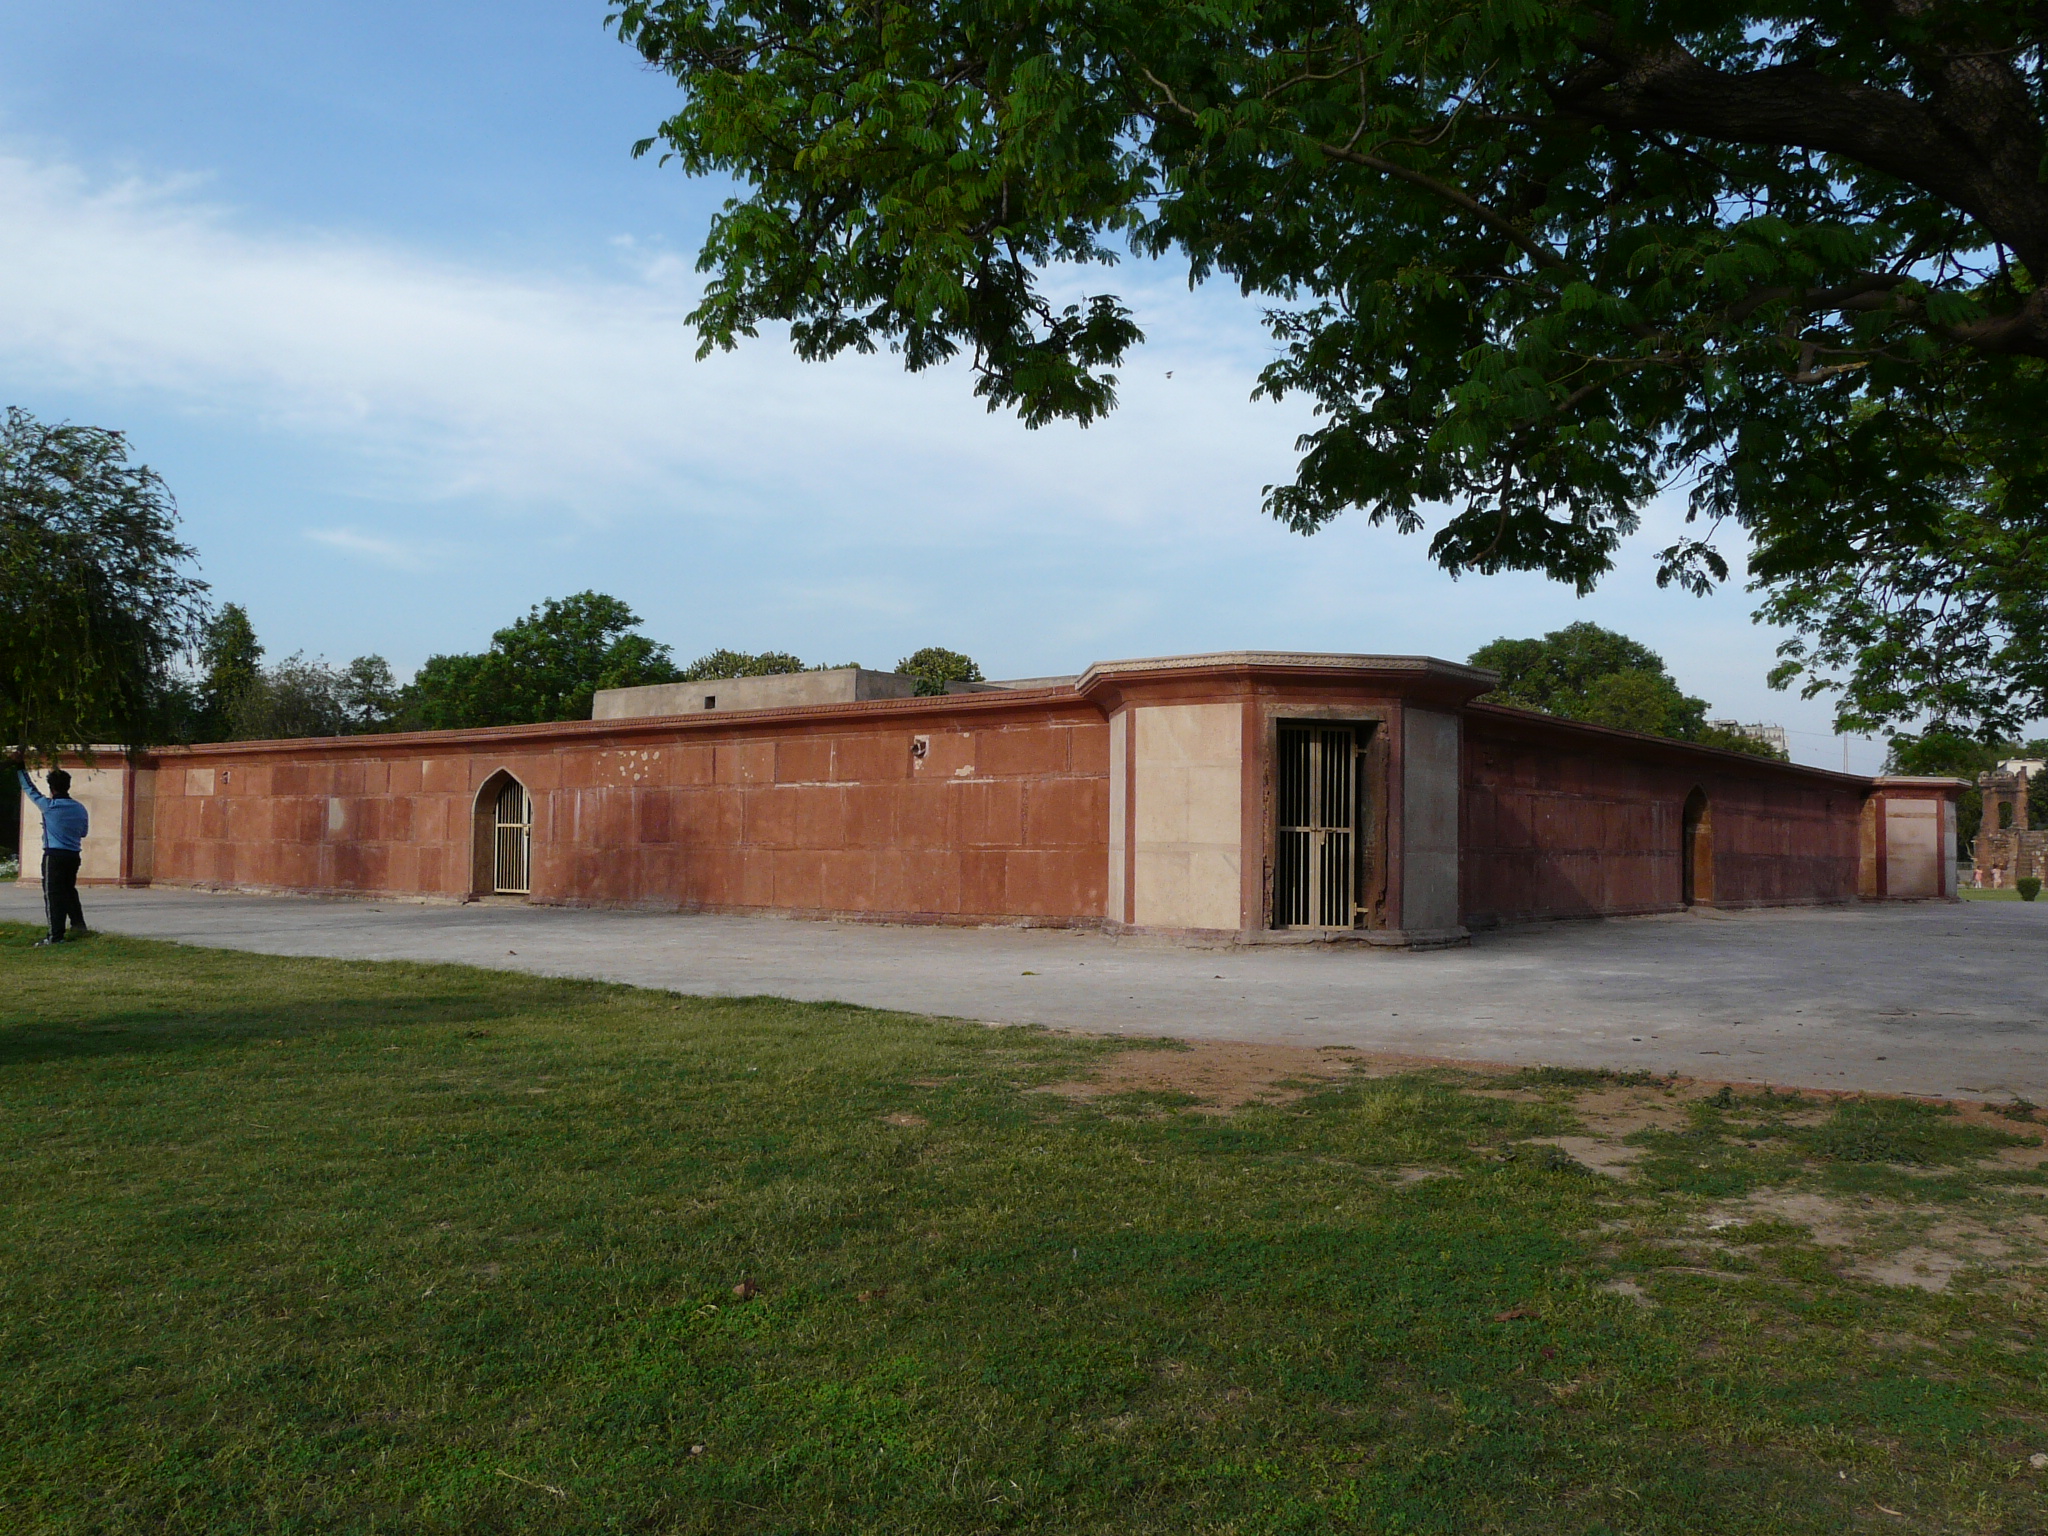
[
  {"x1": 1961, "y1": 886, "x2": 2041, "y2": 901},
  {"x1": 2, "y1": 925, "x2": 2045, "y2": 1534}
]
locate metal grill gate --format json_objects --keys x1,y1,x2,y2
[
  {"x1": 1274, "y1": 725, "x2": 1362, "y2": 928},
  {"x1": 492, "y1": 780, "x2": 532, "y2": 895}
]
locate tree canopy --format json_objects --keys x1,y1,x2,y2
[
  {"x1": 896, "y1": 646, "x2": 984, "y2": 696},
  {"x1": 402, "y1": 593, "x2": 682, "y2": 730},
  {"x1": 614, "y1": 0, "x2": 2048, "y2": 733},
  {"x1": 227, "y1": 653, "x2": 400, "y2": 741},
  {"x1": 1471, "y1": 621, "x2": 1783, "y2": 754},
  {"x1": 398, "y1": 623, "x2": 988, "y2": 728},
  {"x1": 0, "y1": 407, "x2": 208, "y2": 760},
  {"x1": 180, "y1": 604, "x2": 402, "y2": 742},
  {"x1": 193, "y1": 604, "x2": 264, "y2": 741},
  {"x1": 680, "y1": 648, "x2": 812, "y2": 682},
  {"x1": 1753, "y1": 390, "x2": 2048, "y2": 737}
]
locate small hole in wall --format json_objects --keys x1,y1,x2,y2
[
  {"x1": 704, "y1": 696, "x2": 716, "y2": 709},
  {"x1": 911, "y1": 735, "x2": 930, "y2": 760}
]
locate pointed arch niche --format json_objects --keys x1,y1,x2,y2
[
  {"x1": 473, "y1": 770, "x2": 533, "y2": 897},
  {"x1": 1681, "y1": 786, "x2": 1714, "y2": 906}
]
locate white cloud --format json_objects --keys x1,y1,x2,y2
[
  {"x1": 303, "y1": 527, "x2": 443, "y2": 571},
  {"x1": 0, "y1": 148, "x2": 1310, "y2": 535}
]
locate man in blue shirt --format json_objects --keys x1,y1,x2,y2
[{"x1": 18, "y1": 768, "x2": 89, "y2": 945}]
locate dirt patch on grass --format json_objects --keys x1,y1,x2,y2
[
  {"x1": 1599, "y1": 1277, "x2": 1655, "y2": 1307},
  {"x1": 1702, "y1": 1187, "x2": 2048, "y2": 1292},
  {"x1": 1040, "y1": 1041, "x2": 1363, "y2": 1111},
  {"x1": 1393, "y1": 1167, "x2": 1455, "y2": 1185},
  {"x1": 1036, "y1": 1040, "x2": 1476, "y2": 1112},
  {"x1": 1564, "y1": 1087, "x2": 1695, "y2": 1137},
  {"x1": 1472, "y1": 1077, "x2": 1838, "y2": 1138},
  {"x1": 1988, "y1": 1143, "x2": 2048, "y2": 1170},
  {"x1": 1520, "y1": 1135, "x2": 1649, "y2": 1178},
  {"x1": 1715, "y1": 1189, "x2": 1861, "y2": 1247},
  {"x1": 1481, "y1": 1085, "x2": 1693, "y2": 1174}
]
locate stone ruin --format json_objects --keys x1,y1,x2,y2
[{"x1": 1973, "y1": 760, "x2": 2047, "y2": 888}]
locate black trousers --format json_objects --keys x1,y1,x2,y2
[{"x1": 41, "y1": 851, "x2": 85, "y2": 941}]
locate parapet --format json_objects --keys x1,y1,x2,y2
[{"x1": 592, "y1": 668, "x2": 920, "y2": 720}]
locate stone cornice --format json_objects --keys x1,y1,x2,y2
[{"x1": 1075, "y1": 651, "x2": 1499, "y2": 693}]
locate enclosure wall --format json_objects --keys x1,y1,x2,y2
[
  {"x1": 142, "y1": 696, "x2": 1111, "y2": 924},
  {"x1": 1459, "y1": 706, "x2": 1866, "y2": 927}
]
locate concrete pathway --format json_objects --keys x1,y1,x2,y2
[{"x1": 5, "y1": 884, "x2": 2044, "y2": 1101}]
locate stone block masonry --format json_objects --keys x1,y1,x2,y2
[{"x1": 135, "y1": 693, "x2": 1109, "y2": 926}]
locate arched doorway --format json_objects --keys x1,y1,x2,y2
[
  {"x1": 1681, "y1": 787, "x2": 1712, "y2": 906},
  {"x1": 473, "y1": 772, "x2": 532, "y2": 896}
]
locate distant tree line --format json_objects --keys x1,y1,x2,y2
[
  {"x1": 169, "y1": 594, "x2": 988, "y2": 739},
  {"x1": 395, "y1": 593, "x2": 680, "y2": 731},
  {"x1": 181, "y1": 604, "x2": 399, "y2": 740},
  {"x1": 670, "y1": 644, "x2": 981, "y2": 695}
]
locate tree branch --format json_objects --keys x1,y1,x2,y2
[
  {"x1": 1552, "y1": 25, "x2": 2048, "y2": 278},
  {"x1": 1137, "y1": 63, "x2": 1587, "y2": 282}
]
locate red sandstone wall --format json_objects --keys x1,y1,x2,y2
[
  {"x1": 146, "y1": 699, "x2": 1111, "y2": 923},
  {"x1": 1460, "y1": 707, "x2": 1863, "y2": 926},
  {"x1": 139, "y1": 686, "x2": 1870, "y2": 933}
]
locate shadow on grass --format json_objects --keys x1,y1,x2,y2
[
  {"x1": 0, "y1": 920, "x2": 605, "y2": 1066},
  {"x1": 0, "y1": 995, "x2": 525, "y2": 1067},
  {"x1": 0, "y1": 921, "x2": 1001, "y2": 1072}
]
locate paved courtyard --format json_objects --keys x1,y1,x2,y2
[{"x1": 4, "y1": 884, "x2": 2043, "y2": 1100}]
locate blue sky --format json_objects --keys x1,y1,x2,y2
[{"x1": 2, "y1": 0, "x2": 1882, "y2": 770}]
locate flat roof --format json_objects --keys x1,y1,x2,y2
[{"x1": 1074, "y1": 651, "x2": 1499, "y2": 690}]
